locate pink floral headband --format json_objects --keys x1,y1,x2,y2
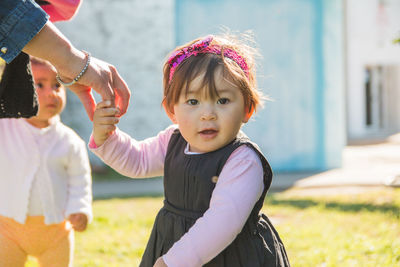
[{"x1": 167, "y1": 35, "x2": 249, "y2": 83}]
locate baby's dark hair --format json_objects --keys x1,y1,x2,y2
[{"x1": 162, "y1": 32, "x2": 265, "y2": 117}]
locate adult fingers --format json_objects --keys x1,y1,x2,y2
[
  {"x1": 84, "y1": 57, "x2": 115, "y2": 102},
  {"x1": 67, "y1": 56, "x2": 130, "y2": 118},
  {"x1": 70, "y1": 84, "x2": 97, "y2": 121},
  {"x1": 111, "y1": 66, "x2": 131, "y2": 116}
]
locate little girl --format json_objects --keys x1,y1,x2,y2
[{"x1": 91, "y1": 34, "x2": 290, "y2": 267}]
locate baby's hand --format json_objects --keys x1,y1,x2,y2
[
  {"x1": 93, "y1": 100, "x2": 120, "y2": 146},
  {"x1": 68, "y1": 213, "x2": 88, "y2": 232},
  {"x1": 153, "y1": 257, "x2": 167, "y2": 267}
]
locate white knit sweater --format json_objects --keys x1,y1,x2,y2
[{"x1": 0, "y1": 118, "x2": 92, "y2": 224}]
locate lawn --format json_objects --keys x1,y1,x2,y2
[{"x1": 26, "y1": 187, "x2": 400, "y2": 267}]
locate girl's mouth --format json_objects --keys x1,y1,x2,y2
[
  {"x1": 46, "y1": 103, "x2": 57, "y2": 108},
  {"x1": 199, "y1": 129, "x2": 218, "y2": 139}
]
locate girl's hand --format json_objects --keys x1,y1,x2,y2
[
  {"x1": 153, "y1": 257, "x2": 168, "y2": 267},
  {"x1": 93, "y1": 100, "x2": 120, "y2": 147},
  {"x1": 68, "y1": 213, "x2": 88, "y2": 232}
]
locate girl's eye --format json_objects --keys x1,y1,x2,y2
[
  {"x1": 217, "y1": 98, "x2": 230, "y2": 104},
  {"x1": 53, "y1": 83, "x2": 62, "y2": 91},
  {"x1": 35, "y1": 83, "x2": 43, "y2": 89},
  {"x1": 187, "y1": 99, "x2": 199, "y2": 105}
]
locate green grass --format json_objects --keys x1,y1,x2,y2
[{"x1": 26, "y1": 187, "x2": 400, "y2": 267}]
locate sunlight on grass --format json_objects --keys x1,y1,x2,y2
[
  {"x1": 265, "y1": 188, "x2": 400, "y2": 267},
  {"x1": 26, "y1": 188, "x2": 400, "y2": 266}
]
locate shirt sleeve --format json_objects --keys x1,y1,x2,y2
[
  {"x1": 41, "y1": 0, "x2": 82, "y2": 22},
  {"x1": 163, "y1": 145, "x2": 264, "y2": 267},
  {"x1": 0, "y1": 0, "x2": 49, "y2": 63},
  {"x1": 64, "y1": 136, "x2": 93, "y2": 223},
  {"x1": 89, "y1": 125, "x2": 177, "y2": 178}
]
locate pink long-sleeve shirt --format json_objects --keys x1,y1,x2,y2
[{"x1": 89, "y1": 125, "x2": 264, "y2": 266}]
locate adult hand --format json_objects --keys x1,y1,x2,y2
[
  {"x1": 68, "y1": 213, "x2": 88, "y2": 232},
  {"x1": 60, "y1": 55, "x2": 130, "y2": 121},
  {"x1": 23, "y1": 22, "x2": 131, "y2": 120}
]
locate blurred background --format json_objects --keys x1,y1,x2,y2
[
  {"x1": 54, "y1": 0, "x2": 400, "y2": 175},
  {"x1": 1, "y1": 0, "x2": 399, "y2": 175},
  {"x1": 1, "y1": 1, "x2": 399, "y2": 265}
]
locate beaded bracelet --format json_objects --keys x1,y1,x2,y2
[{"x1": 56, "y1": 51, "x2": 91, "y2": 86}]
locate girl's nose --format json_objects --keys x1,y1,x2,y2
[
  {"x1": 200, "y1": 106, "x2": 217, "y2": 121},
  {"x1": 45, "y1": 87, "x2": 58, "y2": 97}
]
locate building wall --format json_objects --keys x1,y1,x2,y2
[
  {"x1": 346, "y1": 0, "x2": 400, "y2": 141},
  {"x1": 57, "y1": 0, "x2": 175, "y2": 165},
  {"x1": 176, "y1": 0, "x2": 345, "y2": 171},
  {"x1": 57, "y1": 0, "x2": 345, "y2": 172}
]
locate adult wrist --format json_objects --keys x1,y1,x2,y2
[
  {"x1": 56, "y1": 51, "x2": 91, "y2": 86},
  {"x1": 23, "y1": 21, "x2": 77, "y2": 73},
  {"x1": 54, "y1": 46, "x2": 87, "y2": 82}
]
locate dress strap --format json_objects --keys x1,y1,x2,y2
[{"x1": 162, "y1": 200, "x2": 203, "y2": 220}]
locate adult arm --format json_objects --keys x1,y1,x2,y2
[
  {"x1": 23, "y1": 22, "x2": 131, "y2": 120},
  {"x1": 163, "y1": 145, "x2": 264, "y2": 267},
  {"x1": 0, "y1": 1, "x2": 131, "y2": 120},
  {"x1": 89, "y1": 125, "x2": 177, "y2": 178}
]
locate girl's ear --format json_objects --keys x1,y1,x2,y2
[
  {"x1": 163, "y1": 103, "x2": 177, "y2": 123},
  {"x1": 167, "y1": 111, "x2": 177, "y2": 124},
  {"x1": 242, "y1": 105, "x2": 254, "y2": 123}
]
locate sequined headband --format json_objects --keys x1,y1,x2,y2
[{"x1": 167, "y1": 35, "x2": 249, "y2": 83}]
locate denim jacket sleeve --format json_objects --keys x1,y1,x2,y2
[{"x1": 0, "y1": 0, "x2": 49, "y2": 63}]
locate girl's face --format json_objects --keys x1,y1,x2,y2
[
  {"x1": 26, "y1": 63, "x2": 66, "y2": 128},
  {"x1": 170, "y1": 67, "x2": 250, "y2": 153}
]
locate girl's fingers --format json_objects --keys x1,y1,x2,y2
[
  {"x1": 72, "y1": 215, "x2": 87, "y2": 231},
  {"x1": 96, "y1": 100, "x2": 113, "y2": 110},
  {"x1": 95, "y1": 116, "x2": 119, "y2": 125},
  {"x1": 96, "y1": 124, "x2": 116, "y2": 133},
  {"x1": 95, "y1": 107, "x2": 120, "y2": 118}
]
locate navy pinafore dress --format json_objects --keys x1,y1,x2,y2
[{"x1": 140, "y1": 130, "x2": 290, "y2": 266}]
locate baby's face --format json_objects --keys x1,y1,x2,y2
[
  {"x1": 171, "y1": 67, "x2": 249, "y2": 153},
  {"x1": 30, "y1": 63, "x2": 66, "y2": 127}
]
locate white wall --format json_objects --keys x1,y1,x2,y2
[
  {"x1": 176, "y1": 0, "x2": 345, "y2": 171},
  {"x1": 55, "y1": 0, "x2": 346, "y2": 171},
  {"x1": 57, "y1": 0, "x2": 175, "y2": 166},
  {"x1": 346, "y1": 0, "x2": 400, "y2": 140}
]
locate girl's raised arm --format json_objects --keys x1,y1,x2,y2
[{"x1": 90, "y1": 125, "x2": 177, "y2": 179}]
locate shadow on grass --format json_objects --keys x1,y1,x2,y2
[{"x1": 266, "y1": 197, "x2": 400, "y2": 217}]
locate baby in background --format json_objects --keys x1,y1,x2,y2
[{"x1": 0, "y1": 57, "x2": 92, "y2": 267}]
